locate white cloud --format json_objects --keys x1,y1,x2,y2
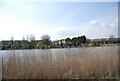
[
  {"x1": 50, "y1": 19, "x2": 118, "y2": 40},
  {"x1": 0, "y1": 18, "x2": 46, "y2": 40},
  {"x1": 0, "y1": 17, "x2": 118, "y2": 40},
  {"x1": 0, "y1": 2, "x2": 118, "y2": 40},
  {"x1": 89, "y1": 20, "x2": 97, "y2": 25}
]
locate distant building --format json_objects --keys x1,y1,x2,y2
[
  {"x1": 1, "y1": 41, "x2": 10, "y2": 45},
  {"x1": 90, "y1": 38, "x2": 119, "y2": 41},
  {"x1": 54, "y1": 40, "x2": 62, "y2": 45},
  {"x1": 54, "y1": 38, "x2": 72, "y2": 45}
]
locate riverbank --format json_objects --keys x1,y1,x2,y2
[
  {"x1": 52, "y1": 43, "x2": 119, "y2": 49},
  {"x1": 1, "y1": 43, "x2": 119, "y2": 50}
]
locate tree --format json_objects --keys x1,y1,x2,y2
[
  {"x1": 29, "y1": 34, "x2": 35, "y2": 42},
  {"x1": 14, "y1": 42, "x2": 19, "y2": 49},
  {"x1": 82, "y1": 35, "x2": 87, "y2": 43},
  {"x1": 36, "y1": 41, "x2": 43, "y2": 49},
  {"x1": 22, "y1": 36, "x2": 29, "y2": 49},
  {"x1": 29, "y1": 34, "x2": 36, "y2": 49},
  {"x1": 38, "y1": 34, "x2": 51, "y2": 49},
  {"x1": 22, "y1": 36, "x2": 25, "y2": 41},
  {"x1": 9, "y1": 36, "x2": 14, "y2": 49},
  {"x1": 72, "y1": 37, "x2": 77, "y2": 43},
  {"x1": 10, "y1": 36, "x2": 14, "y2": 42},
  {"x1": 41, "y1": 34, "x2": 50, "y2": 41},
  {"x1": 26, "y1": 34, "x2": 29, "y2": 41}
]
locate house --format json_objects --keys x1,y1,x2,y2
[
  {"x1": 89, "y1": 38, "x2": 120, "y2": 44},
  {"x1": 1, "y1": 40, "x2": 10, "y2": 45},
  {"x1": 54, "y1": 37, "x2": 72, "y2": 45},
  {"x1": 54, "y1": 40, "x2": 62, "y2": 45}
]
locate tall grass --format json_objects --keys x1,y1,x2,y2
[{"x1": 2, "y1": 46, "x2": 118, "y2": 79}]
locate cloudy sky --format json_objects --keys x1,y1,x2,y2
[{"x1": 0, "y1": 1, "x2": 118, "y2": 40}]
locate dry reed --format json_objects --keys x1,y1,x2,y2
[{"x1": 2, "y1": 46, "x2": 118, "y2": 79}]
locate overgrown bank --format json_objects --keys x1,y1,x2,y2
[{"x1": 1, "y1": 35, "x2": 120, "y2": 50}]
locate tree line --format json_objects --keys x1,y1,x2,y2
[
  {"x1": 1, "y1": 34, "x2": 87, "y2": 50},
  {"x1": 2, "y1": 34, "x2": 52, "y2": 50},
  {"x1": 1, "y1": 34, "x2": 119, "y2": 50}
]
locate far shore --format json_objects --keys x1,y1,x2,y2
[{"x1": 1, "y1": 43, "x2": 119, "y2": 51}]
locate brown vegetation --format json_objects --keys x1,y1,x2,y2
[{"x1": 2, "y1": 46, "x2": 118, "y2": 79}]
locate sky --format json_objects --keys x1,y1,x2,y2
[{"x1": 0, "y1": 1, "x2": 118, "y2": 41}]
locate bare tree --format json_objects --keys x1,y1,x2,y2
[
  {"x1": 22, "y1": 36, "x2": 25, "y2": 41},
  {"x1": 10, "y1": 36, "x2": 14, "y2": 41},
  {"x1": 38, "y1": 34, "x2": 51, "y2": 49},
  {"x1": 26, "y1": 34, "x2": 29, "y2": 41},
  {"x1": 29, "y1": 34, "x2": 35, "y2": 42},
  {"x1": 41, "y1": 34, "x2": 50, "y2": 41}
]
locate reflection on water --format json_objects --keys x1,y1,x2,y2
[
  {"x1": 1, "y1": 46, "x2": 119, "y2": 79},
  {"x1": 2, "y1": 46, "x2": 118, "y2": 63}
]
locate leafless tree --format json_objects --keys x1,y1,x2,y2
[
  {"x1": 29, "y1": 34, "x2": 35, "y2": 42},
  {"x1": 41, "y1": 34, "x2": 50, "y2": 41},
  {"x1": 10, "y1": 36, "x2": 14, "y2": 41}
]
